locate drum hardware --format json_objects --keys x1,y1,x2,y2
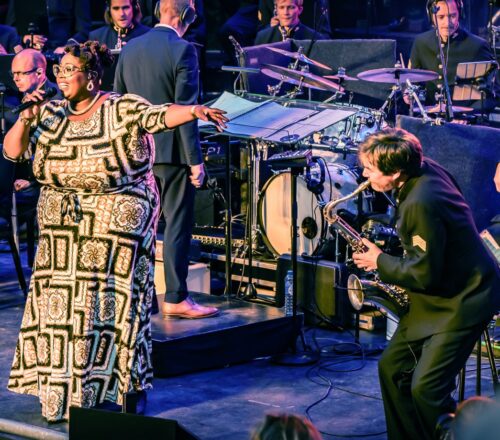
[
  {"x1": 261, "y1": 64, "x2": 345, "y2": 94},
  {"x1": 265, "y1": 46, "x2": 332, "y2": 71},
  {"x1": 324, "y1": 67, "x2": 359, "y2": 82},
  {"x1": 259, "y1": 163, "x2": 366, "y2": 258},
  {"x1": 221, "y1": 66, "x2": 261, "y2": 96},
  {"x1": 405, "y1": 79, "x2": 432, "y2": 122},
  {"x1": 240, "y1": 139, "x2": 266, "y2": 299}
]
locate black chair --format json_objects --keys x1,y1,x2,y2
[
  {"x1": 0, "y1": 148, "x2": 38, "y2": 296},
  {"x1": 458, "y1": 322, "x2": 500, "y2": 402}
]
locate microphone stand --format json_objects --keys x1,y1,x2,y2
[{"x1": 432, "y1": 8, "x2": 454, "y2": 121}]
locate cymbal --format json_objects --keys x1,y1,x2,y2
[
  {"x1": 261, "y1": 64, "x2": 344, "y2": 92},
  {"x1": 357, "y1": 67, "x2": 439, "y2": 83},
  {"x1": 414, "y1": 104, "x2": 474, "y2": 114},
  {"x1": 266, "y1": 47, "x2": 332, "y2": 71},
  {"x1": 324, "y1": 74, "x2": 359, "y2": 81}
]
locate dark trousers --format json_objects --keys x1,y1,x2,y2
[
  {"x1": 153, "y1": 163, "x2": 195, "y2": 304},
  {"x1": 379, "y1": 315, "x2": 490, "y2": 440}
]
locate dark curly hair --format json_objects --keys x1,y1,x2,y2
[
  {"x1": 359, "y1": 128, "x2": 423, "y2": 177},
  {"x1": 63, "y1": 41, "x2": 114, "y2": 82}
]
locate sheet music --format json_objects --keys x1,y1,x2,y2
[
  {"x1": 199, "y1": 92, "x2": 358, "y2": 143},
  {"x1": 198, "y1": 91, "x2": 267, "y2": 127}
]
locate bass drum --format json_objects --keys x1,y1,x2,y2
[{"x1": 258, "y1": 163, "x2": 364, "y2": 257}]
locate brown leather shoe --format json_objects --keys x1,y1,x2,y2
[{"x1": 162, "y1": 296, "x2": 219, "y2": 319}]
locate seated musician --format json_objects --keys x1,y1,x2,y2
[
  {"x1": 90, "y1": 0, "x2": 150, "y2": 50},
  {"x1": 409, "y1": 0, "x2": 498, "y2": 112},
  {"x1": 254, "y1": 0, "x2": 327, "y2": 45}
]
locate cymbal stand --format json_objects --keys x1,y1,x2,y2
[
  {"x1": 379, "y1": 70, "x2": 401, "y2": 122},
  {"x1": 272, "y1": 166, "x2": 319, "y2": 365},
  {"x1": 405, "y1": 79, "x2": 432, "y2": 123},
  {"x1": 267, "y1": 47, "x2": 304, "y2": 97}
]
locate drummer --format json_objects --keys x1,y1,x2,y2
[
  {"x1": 254, "y1": 0, "x2": 327, "y2": 45},
  {"x1": 408, "y1": 0, "x2": 498, "y2": 113}
]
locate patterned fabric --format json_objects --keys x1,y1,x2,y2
[{"x1": 8, "y1": 93, "x2": 169, "y2": 422}]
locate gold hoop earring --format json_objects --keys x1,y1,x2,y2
[{"x1": 86, "y1": 81, "x2": 94, "y2": 92}]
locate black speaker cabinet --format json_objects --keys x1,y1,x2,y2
[
  {"x1": 276, "y1": 255, "x2": 350, "y2": 327},
  {"x1": 69, "y1": 407, "x2": 199, "y2": 440}
]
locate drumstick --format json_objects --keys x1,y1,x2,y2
[{"x1": 399, "y1": 53, "x2": 405, "y2": 68}]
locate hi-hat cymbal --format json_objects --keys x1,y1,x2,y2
[
  {"x1": 266, "y1": 47, "x2": 332, "y2": 71},
  {"x1": 414, "y1": 104, "x2": 474, "y2": 114},
  {"x1": 357, "y1": 67, "x2": 439, "y2": 83},
  {"x1": 261, "y1": 64, "x2": 344, "y2": 92}
]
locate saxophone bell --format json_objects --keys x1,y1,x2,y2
[{"x1": 347, "y1": 273, "x2": 408, "y2": 319}]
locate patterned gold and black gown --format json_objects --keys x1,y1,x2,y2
[{"x1": 8, "y1": 93, "x2": 169, "y2": 422}]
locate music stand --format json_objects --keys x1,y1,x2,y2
[{"x1": 453, "y1": 60, "x2": 498, "y2": 121}]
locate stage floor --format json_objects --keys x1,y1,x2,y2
[{"x1": 0, "y1": 244, "x2": 498, "y2": 439}]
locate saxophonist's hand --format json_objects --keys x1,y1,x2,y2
[{"x1": 352, "y1": 238, "x2": 382, "y2": 272}]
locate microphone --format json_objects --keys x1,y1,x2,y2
[
  {"x1": 431, "y1": 5, "x2": 440, "y2": 14},
  {"x1": 12, "y1": 87, "x2": 57, "y2": 115},
  {"x1": 228, "y1": 35, "x2": 244, "y2": 55}
]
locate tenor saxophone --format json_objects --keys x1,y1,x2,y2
[{"x1": 326, "y1": 189, "x2": 409, "y2": 318}]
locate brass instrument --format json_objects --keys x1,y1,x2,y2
[{"x1": 325, "y1": 181, "x2": 409, "y2": 317}]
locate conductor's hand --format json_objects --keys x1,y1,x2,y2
[
  {"x1": 352, "y1": 238, "x2": 382, "y2": 272},
  {"x1": 190, "y1": 163, "x2": 206, "y2": 189},
  {"x1": 193, "y1": 105, "x2": 228, "y2": 132}
]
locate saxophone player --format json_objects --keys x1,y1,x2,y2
[{"x1": 352, "y1": 128, "x2": 500, "y2": 440}]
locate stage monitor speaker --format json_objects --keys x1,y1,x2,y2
[
  {"x1": 69, "y1": 407, "x2": 199, "y2": 440},
  {"x1": 276, "y1": 255, "x2": 350, "y2": 327}
]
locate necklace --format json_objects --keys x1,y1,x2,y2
[{"x1": 67, "y1": 92, "x2": 102, "y2": 116}]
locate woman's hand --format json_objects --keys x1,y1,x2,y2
[
  {"x1": 18, "y1": 88, "x2": 50, "y2": 121},
  {"x1": 352, "y1": 238, "x2": 382, "y2": 272},
  {"x1": 193, "y1": 105, "x2": 228, "y2": 132}
]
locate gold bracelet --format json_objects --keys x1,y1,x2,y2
[
  {"x1": 190, "y1": 105, "x2": 198, "y2": 118},
  {"x1": 18, "y1": 115, "x2": 34, "y2": 127}
]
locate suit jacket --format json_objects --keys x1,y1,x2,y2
[
  {"x1": 89, "y1": 23, "x2": 150, "y2": 49},
  {"x1": 0, "y1": 24, "x2": 21, "y2": 53},
  {"x1": 254, "y1": 22, "x2": 325, "y2": 45},
  {"x1": 377, "y1": 159, "x2": 500, "y2": 341},
  {"x1": 114, "y1": 26, "x2": 202, "y2": 166}
]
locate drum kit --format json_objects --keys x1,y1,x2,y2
[{"x1": 217, "y1": 47, "x2": 467, "y2": 263}]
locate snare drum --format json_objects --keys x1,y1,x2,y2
[{"x1": 258, "y1": 163, "x2": 364, "y2": 256}]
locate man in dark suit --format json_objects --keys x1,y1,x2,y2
[
  {"x1": 254, "y1": 0, "x2": 327, "y2": 45},
  {"x1": 114, "y1": 0, "x2": 218, "y2": 319},
  {"x1": 353, "y1": 128, "x2": 500, "y2": 439}
]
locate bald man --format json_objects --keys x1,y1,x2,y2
[
  {"x1": 11, "y1": 49, "x2": 51, "y2": 94},
  {"x1": 10, "y1": 49, "x2": 60, "y2": 201}
]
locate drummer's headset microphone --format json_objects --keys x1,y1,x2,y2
[
  {"x1": 154, "y1": 0, "x2": 197, "y2": 25},
  {"x1": 425, "y1": 0, "x2": 464, "y2": 24}
]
